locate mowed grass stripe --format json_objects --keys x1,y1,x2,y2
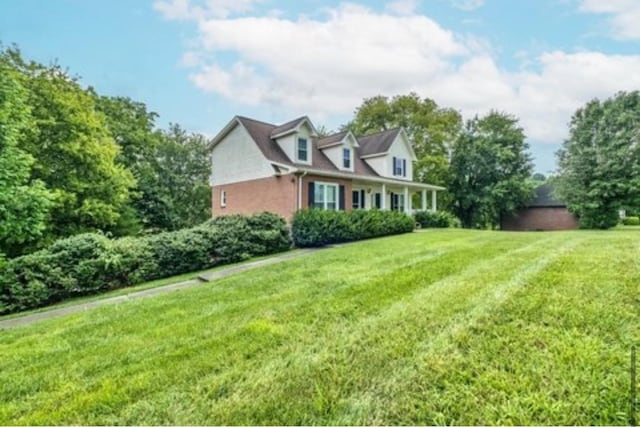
[
  {"x1": 378, "y1": 232, "x2": 639, "y2": 425},
  {"x1": 183, "y1": 234, "x2": 575, "y2": 425},
  {"x1": 0, "y1": 231, "x2": 536, "y2": 424}
]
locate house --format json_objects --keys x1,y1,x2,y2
[
  {"x1": 501, "y1": 183, "x2": 579, "y2": 231},
  {"x1": 208, "y1": 115, "x2": 444, "y2": 220}
]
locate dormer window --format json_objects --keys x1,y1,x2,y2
[
  {"x1": 297, "y1": 138, "x2": 308, "y2": 162},
  {"x1": 342, "y1": 148, "x2": 351, "y2": 169},
  {"x1": 393, "y1": 156, "x2": 407, "y2": 177}
]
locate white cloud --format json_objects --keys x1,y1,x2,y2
[
  {"x1": 385, "y1": 0, "x2": 419, "y2": 16},
  {"x1": 450, "y1": 0, "x2": 484, "y2": 11},
  {"x1": 163, "y1": 2, "x2": 640, "y2": 146},
  {"x1": 579, "y1": 0, "x2": 640, "y2": 40},
  {"x1": 154, "y1": 0, "x2": 264, "y2": 20}
]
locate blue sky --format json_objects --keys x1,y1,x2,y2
[{"x1": 2, "y1": 0, "x2": 640, "y2": 174}]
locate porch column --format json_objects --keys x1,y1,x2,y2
[
  {"x1": 431, "y1": 190, "x2": 437, "y2": 212},
  {"x1": 381, "y1": 184, "x2": 387, "y2": 210},
  {"x1": 421, "y1": 189, "x2": 427, "y2": 211},
  {"x1": 404, "y1": 187, "x2": 410, "y2": 214}
]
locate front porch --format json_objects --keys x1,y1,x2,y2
[{"x1": 351, "y1": 181, "x2": 440, "y2": 214}]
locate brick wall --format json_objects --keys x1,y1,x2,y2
[
  {"x1": 501, "y1": 207, "x2": 579, "y2": 231},
  {"x1": 212, "y1": 175, "x2": 298, "y2": 221}
]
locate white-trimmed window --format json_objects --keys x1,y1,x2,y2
[
  {"x1": 220, "y1": 190, "x2": 227, "y2": 207},
  {"x1": 393, "y1": 156, "x2": 406, "y2": 177},
  {"x1": 343, "y1": 148, "x2": 351, "y2": 169},
  {"x1": 391, "y1": 193, "x2": 405, "y2": 211},
  {"x1": 352, "y1": 190, "x2": 361, "y2": 209},
  {"x1": 297, "y1": 138, "x2": 308, "y2": 162},
  {"x1": 313, "y1": 182, "x2": 338, "y2": 210}
]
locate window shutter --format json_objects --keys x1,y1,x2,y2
[
  {"x1": 339, "y1": 185, "x2": 345, "y2": 210},
  {"x1": 308, "y1": 182, "x2": 314, "y2": 208},
  {"x1": 393, "y1": 156, "x2": 397, "y2": 175},
  {"x1": 375, "y1": 193, "x2": 381, "y2": 209},
  {"x1": 402, "y1": 159, "x2": 407, "y2": 177},
  {"x1": 360, "y1": 190, "x2": 365, "y2": 208}
]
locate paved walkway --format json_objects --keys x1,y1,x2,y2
[{"x1": 0, "y1": 248, "x2": 318, "y2": 330}]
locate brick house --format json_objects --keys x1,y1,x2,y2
[
  {"x1": 208, "y1": 115, "x2": 444, "y2": 220},
  {"x1": 501, "y1": 183, "x2": 579, "y2": 231}
]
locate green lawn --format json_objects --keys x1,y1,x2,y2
[{"x1": 1, "y1": 229, "x2": 638, "y2": 425}]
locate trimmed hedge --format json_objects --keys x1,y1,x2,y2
[
  {"x1": 414, "y1": 210, "x2": 461, "y2": 228},
  {"x1": 0, "y1": 212, "x2": 291, "y2": 314},
  {"x1": 292, "y1": 209, "x2": 415, "y2": 247},
  {"x1": 622, "y1": 216, "x2": 640, "y2": 226}
]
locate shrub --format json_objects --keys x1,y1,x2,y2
[
  {"x1": 414, "y1": 211, "x2": 461, "y2": 228},
  {"x1": 0, "y1": 212, "x2": 291, "y2": 314},
  {"x1": 622, "y1": 216, "x2": 640, "y2": 226},
  {"x1": 292, "y1": 209, "x2": 414, "y2": 247}
]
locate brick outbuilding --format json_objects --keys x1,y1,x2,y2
[{"x1": 501, "y1": 183, "x2": 579, "y2": 231}]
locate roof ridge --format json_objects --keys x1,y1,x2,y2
[{"x1": 236, "y1": 115, "x2": 277, "y2": 128}]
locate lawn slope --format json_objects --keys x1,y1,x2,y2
[{"x1": 0, "y1": 229, "x2": 638, "y2": 425}]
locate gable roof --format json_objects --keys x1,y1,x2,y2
[
  {"x1": 358, "y1": 128, "x2": 402, "y2": 157},
  {"x1": 316, "y1": 131, "x2": 349, "y2": 149},
  {"x1": 236, "y1": 116, "x2": 379, "y2": 177},
  {"x1": 270, "y1": 116, "x2": 316, "y2": 139},
  {"x1": 528, "y1": 183, "x2": 566, "y2": 208}
]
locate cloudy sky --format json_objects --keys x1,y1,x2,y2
[{"x1": 2, "y1": 0, "x2": 640, "y2": 173}]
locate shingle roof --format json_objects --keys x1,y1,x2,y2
[
  {"x1": 236, "y1": 116, "x2": 380, "y2": 178},
  {"x1": 269, "y1": 116, "x2": 308, "y2": 138},
  {"x1": 316, "y1": 131, "x2": 348, "y2": 148},
  {"x1": 358, "y1": 128, "x2": 402, "y2": 157},
  {"x1": 528, "y1": 183, "x2": 566, "y2": 207}
]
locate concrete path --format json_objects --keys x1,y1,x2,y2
[{"x1": 0, "y1": 248, "x2": 318, "y2": 330}]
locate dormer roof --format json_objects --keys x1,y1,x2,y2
[
  {"x1": 270, "y1": 116, "x2": 317, "y2": 139},
  {"x1": 357, "y1": 128, "x2": 402, "y2": 157},
  {"x1": 316, "y1": 130, "x2": 360, "y2": 149}
]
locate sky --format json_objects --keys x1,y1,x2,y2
[{"x1": 1, "y1": 0, "x2": 640, "y2": 174}]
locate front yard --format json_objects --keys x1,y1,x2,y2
[{"x1": 0, "y1": 229, "x2": 638, "y2": 424}]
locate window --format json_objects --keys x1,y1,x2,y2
[
  {"x1": 343, "y1": 148, "x2": 351, "y2": 169},
  {"x1": 393, "y1": 157, "x2": 407, "y2": 177},
  {"x1": 352, "y1": 190, "x2": 362, "y2": 209},
  {"x1": 313, "y1": 182, "x2": 338, "y2": 210},
  {"x1": 391, "y1": 193, "x2": 405, "y2": 212},
  {"x1": 220, "y1": 190, "x2": 227, "y2": 207},
  {"x1": 373, "y1": 193, "x2": 381, "y2": 209},
  {"x1": 297, "y1": 138, "x2": 308, "y2": 162}
]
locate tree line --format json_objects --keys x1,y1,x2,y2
[{"x1": 0, "y1": 45, "x2": 211, "y2": 258}]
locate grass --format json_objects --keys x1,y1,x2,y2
[{"x1": 0, "y1": 229, "x2": 638, "y2": 425}]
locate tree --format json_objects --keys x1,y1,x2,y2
[
  {"x1": 556, "y1": 91, "x2": 640, "y2": 229},
  {"x1": 0, "y1": 55, "x2": 53, "y2": 256},
  {"x1": 449, "y1": 111, "x2": 534, "y2": 228},
  {"x1": 345, "y1": 93, "x2": 462, "y2": 187},
  {"x1": 2, "y1": 47, "x2": 135, "y2": 241},
  {"x1": 152, "y1": 125, "x2": 211, "y2": 229},
  {"x1": 532, "y1": 173, "x2": 546, "y2": 182}
]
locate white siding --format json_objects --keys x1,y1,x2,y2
[
  {"x1": 323, "y1": 145, "x2": 354, "y2": 171},
  {"x1": 364, "y1": 155, "x2": 388, "y2": 177},
  {"x1": 210, "y1": 124, "x2": 273, "y2": 186}
]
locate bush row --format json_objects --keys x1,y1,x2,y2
[
  {"x1": 292, "y1": 209, "x2": 415, "y2": 247},
  {"x1": 0, "y1": 213, "x2": 291, "y2": 314},
  {"x1": 622, "y1": 216, "x2": 640, "y2": 226},
  {"x1": 413, "y1": 210, "x2": 461, "y2": 228}
]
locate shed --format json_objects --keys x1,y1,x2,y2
[{"x1": 501, "y1": 183, "x2": 579, "y2": 231}]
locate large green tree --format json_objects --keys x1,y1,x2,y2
[
  {"x1": 2, "y1": 47, "x2": 135, "y2": 241},
  {"x1": 556, "y1": 91, "x2": 640, "y2": 229},
  {"x1": 449, "y1": 111, "x2": 534, "y2": 228},
  {"x1": 0, "y1": 55, "x2": 52, "y2": 256},
  {"x1": 345, "y1": 93, "x2": 462, "y2": 187}
]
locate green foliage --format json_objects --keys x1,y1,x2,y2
[
  {"x1": 622, "y1": 216, "x2": 640, "y2": 226},
  {"x1": 345, "y1": 93, "x2": 462, "y2": 191},
  {"x1": 448, "y1": 111, "x2": 534, "y2": 229},
  {"x1": 556, "y1": 91, "x2": 640, "y2": 229},
  {"x1": 0, "y1": 213, "x2": 291, "y2": 314},
  {"x1": 0, "y1": 52, "x2": 53, "y2": 256},
  {"x1": 414, "y1": 210, "x2": 460, "y2": 228},
  {"x1": 292, "y1": 209, "x2": 414, "y2": 247},
  {"x1": 2, "y1": 47, "x2": 135, "y2": 244}
]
